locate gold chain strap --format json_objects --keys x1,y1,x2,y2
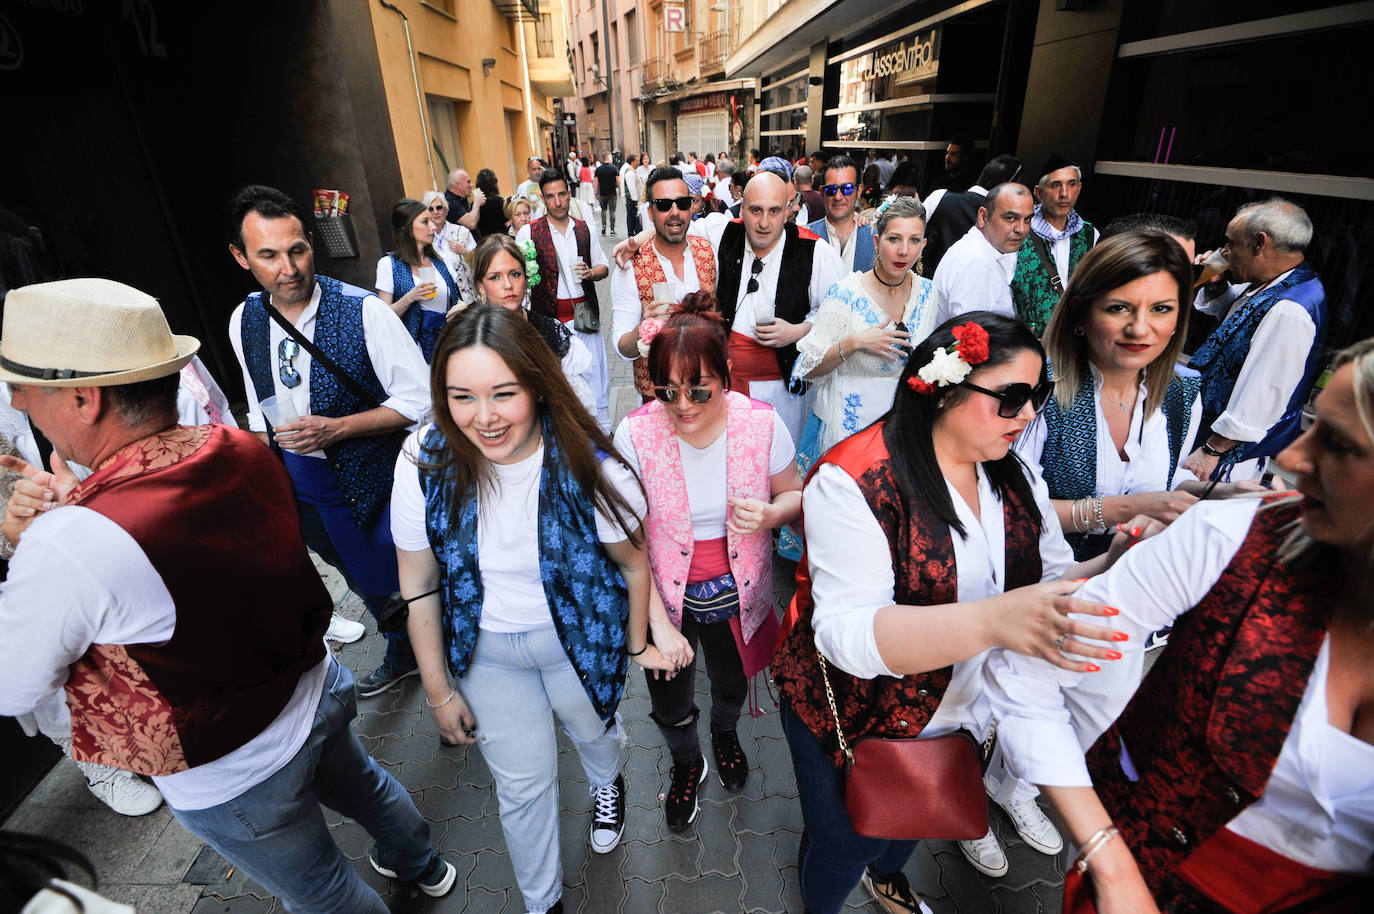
[{"x1": 815, "y1": 649, "x2": 854, "y2": 763}]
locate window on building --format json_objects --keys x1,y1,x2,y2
[
  {"x1": 427, "y1": 96, "x2": 464, "y2": 178},
  {"x1": 591, "y1": 32, "x2": 600, "y2": 79},
  {"x1": 626, "y1": 10, "x2": 639, "y2": 66},
  {"x1": 535, "y1": 14, "x2": 555, "y2": 58},
  {"x1": 611, "y1": 22, "x2": 619, "y2": 73}
]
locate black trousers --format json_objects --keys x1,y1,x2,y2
[{"x1": 645, "y1": 613, "x2": 747, "y2": 764}]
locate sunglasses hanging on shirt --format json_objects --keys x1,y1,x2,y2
[
  {"x1": 278, "y1": 338, "x2": 302, "y2": 389},
  {"x1": 745, "y1": 256, "x2": 765, "y2": 295}
]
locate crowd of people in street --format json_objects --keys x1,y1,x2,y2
[{"x1": 0, "y1": 133, "x2": 1368, "y2": 914}]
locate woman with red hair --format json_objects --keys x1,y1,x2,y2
[{"x1": 612, "y1": 291, "x2": 803, "y2": 833}]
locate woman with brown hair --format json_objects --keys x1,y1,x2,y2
[
  {"x1": 376, "y1": 198, "x2": 462, "y2": 361},
  {"x1": 390, "y1": 305, "x2": 679, "y2": 914}
]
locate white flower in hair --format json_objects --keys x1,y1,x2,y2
[{"x1": 918, "y1": 347, "x2": 973, "y2": 387}]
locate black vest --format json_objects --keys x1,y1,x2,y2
[
  {"x1": 922, "y1": 189, "x2": 985, "y2": 277},
  {"x1": 716, "y1": 221, "x2": 817, "y2": 382}
]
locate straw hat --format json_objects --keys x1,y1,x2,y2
[{"x1": 0, "y1": 278, "x2": 200, "y2": 388}]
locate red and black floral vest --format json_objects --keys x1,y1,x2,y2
[
  {"x1": 528, "y1": 216, "x2": 600, "y2": 322},
  {"x1": 1086, "y1": 501, "x2": 1340, "y2": 891},
  {"x1": 772, "y1": 422, "x2": 1042, "y2": 768}
]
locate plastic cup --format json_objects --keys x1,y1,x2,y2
[
  {"x1": 417, "y1": 266, "x2": 438, "y2": 299},
  {"x1": 1193, "y1": 249, "x2": 1228, "y2": 288},
  {"x1": 260, "y1": 394, "x2": 299, "y2": 429},
  {"x1": 754, "y1": 297, "x2": 776, "y2": 326}
]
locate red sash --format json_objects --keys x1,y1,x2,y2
[{"x1": 727, "y1": 331, "x2": 782, "y2": 396}]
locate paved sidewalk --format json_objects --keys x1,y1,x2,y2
[{"x1": 3, "y1": 231, "x2": 1069, "y2": 912}]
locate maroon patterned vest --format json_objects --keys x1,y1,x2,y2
[
  {"x1": 772, "y1": 422, "x2": 1043, "y2": 768},
  {"x1": 1085, "y1": 501, "x2": 1340, "y2": 891},
  {"x1": 527, "y1": 216, "x2": 600, "y2": 321}
]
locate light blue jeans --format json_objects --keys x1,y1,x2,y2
[
  {"x1": 462, "y1": 626, "x2": 623, "y2": 914},
  {"x1": 169, "y1": 659, "x2": 440, "y2": 913}
]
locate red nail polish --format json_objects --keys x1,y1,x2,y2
[
  {"x1": 1074, "y1": 577, "x2": 1088, "y2": 583},
  {"x1": 1106, "y1": 650, "x2": 1122, "y2": 660},
  {"x1": 1112, "y1": 631, "x2": 1130, "y2": 642},
  {"x1": 1103, "y1": 607, "x2": 1119, "y2": 616},
  {"x1": 1085, "y1": 664, "x2": 1101, "y2": 672},
  {"x1": 1131, "y1": 526, "x2": 1142, "y2": 537}
]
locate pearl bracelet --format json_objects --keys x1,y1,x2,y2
[{"x1": 425, "y1": 689, "x2": 458, "y2": 710}]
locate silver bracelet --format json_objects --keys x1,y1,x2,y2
[
  {"x1": 425, "y1": 689, "x2": 457, "y2": 710},
  {"x1": 1074, "y1": 825, "x2": 1121, "y2": 874},
  {"x1": 837, "y1": 340, "x2": 847, "y2": 362},
  {"x1": 1091, "y1": 495, "x2": 1106, "y2": 533}
]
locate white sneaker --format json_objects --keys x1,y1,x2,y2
[
  {"x1": 84, "y1": 765, "x2": 163, "y2": 816},
  {"x1": 996, "y1": 793, "x2": 1064, "y2": 855},
  {"x1": 326, "y1": 613, "x2": 365, "y2": 644},
  {"x1": 957, "y1": 827, "x2": 1008, "y2": 877}
]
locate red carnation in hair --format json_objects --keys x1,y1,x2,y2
[
  {"x1": 952, "y1": 322, "x2": 990, "y2": 365},
  {"x1": 907, "y1": 376, "x2": 936, "y2": 395}
]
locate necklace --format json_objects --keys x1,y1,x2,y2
[
  {"x1": 872, "y1": 261, "x2": 907, "y2": 288},
  {"x1": 1100, "y1": 389, "x2": 1136, "y2": 414}
]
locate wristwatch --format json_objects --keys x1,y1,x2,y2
[{"x1": 1200, "y1": 440, "x2": 1231, "y2": 457}]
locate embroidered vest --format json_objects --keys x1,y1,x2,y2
[
  {"x1": 629, "y1": 236, "x2": 718, "y2": 397},
  {"x1": 626, "y1": 391, "x2": 774, "y2": 641},
  {"x1": 1085, "y1": 501, "x2": 1339, "y2": 892},
  {"x1": 771, "y1": 423, "x2": 1043, "y2": 768},
  {"x1": 1040, "y1": 372, "x2": 1201, "y2": 560},
  {"x1": 1190, "y1": 265, "x2": 1327, "y2": 461},
  {"x1": 717, "y1": 221, "x2": 820, "y2": 383},
  {"x1": 527, "y1": 216, "x2": 601, "y2": 321},
  {"x1": 418, "y1": 419, "x2": 630, "y2": 720},
  {"x1": 388, "y1": 252, "x2": 458, "y2": 344},
  {"x1": 807, "y1": 217, "x2": 875, "y2": 273},
  {"x1": 63, "y1": 426, "x2": 331, "y2": 775},
  {"x1": 1010, "y1": 221, "x2": 1095, "y2": 336},
  {"x1": 240, "y1": 275, "x2": 408, "y2": 527}
]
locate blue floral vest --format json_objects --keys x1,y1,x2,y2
[
  {"x1": 417, "y1": 419, "x2": 630, "y2": 720},
  {"x1": 1190, "y1": 265, "x2": 1326, "y2": 461},
  {"x1": 240, "y1": 275, "x2": 408, "y2": 528},
  {"x1": 388, "y1": 253, "x2": 458, "y2": 343},
  {"x1": 1040, "y1": 372, "x2": 1200, "y2": 559}
]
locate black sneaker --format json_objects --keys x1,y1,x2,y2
[
  {"x1": 355, "y1": 659, "x2": 419, "y2": 698},
  {"x1": 665, "y1": 753, "x2": 708, "y2": 831},
  {"x1": 711, "y1": 726, "x2": 749, "y2": 791},
  {"x1": 589, "y1": 774, "x2": 625, "y2": 854}
]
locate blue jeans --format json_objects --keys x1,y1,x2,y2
[
  {"x1": 169, "y1": 659, "x2": 439, "y2": 913},
  {"x1": 780, "y1": 703, "x2": 918, "y2": 914},
  {"x1": 461, "y1": 626, "x2": 623, "y2": 914}
]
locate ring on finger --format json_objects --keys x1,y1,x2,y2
[{"x1": 1055, "y1": 633, "x2": 1067, "y2": 651}]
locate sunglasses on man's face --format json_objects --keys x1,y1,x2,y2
[
  {"x1": 821, "y1": 183, "x2": 857, "y2": 197},
  {"x1": 277, "y1": 338, "x2": 302, "y2": 389},
  {"x1": 652, "y1": 385, "x2": 714, "y2": 405},
  {"x1": 960, "y1": 379, "x2": 1053, "y2": 418},
  {"x1": 651, "y1": 197, "x2": 693, "y2": 213}
]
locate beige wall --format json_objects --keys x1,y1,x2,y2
[{"x1": 369, "y1": 1, "x2": 555, "y2": 198}]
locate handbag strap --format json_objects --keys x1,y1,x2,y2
[
  {"x1": 815, "y1": 649, "x2": 855, "y2": 763},
  {"x1": 262, "y1": 297, "x2": 383, "y2": 411}
]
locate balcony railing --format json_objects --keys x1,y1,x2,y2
[
  {"x1": 641, "y1": 56, "x2": 669, "y2": 94},
  {"x1": 698, "y1": 30, "x2": 730, "y2": 75}
]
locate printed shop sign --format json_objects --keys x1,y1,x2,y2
[
  {"x1": 665, "y1": 4, "x2": 686, "y2": 32},
  {"x1": 843, "y1": 27, "x2": 939, "y2": 89}
]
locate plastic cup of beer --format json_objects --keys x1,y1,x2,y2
[
  {"x1": 261, "y1": 394, "x2": 299, "y2": 429},
  {"x1": 651, "y1": 281, "x2": 677, "y2": 319},
  {"x1": 417, "y1": 266, "x2": 438, "y2": 299},
  {"x1": 1193, "y1": 250, "x2": 1228, "y2": 289},
  {"x1": 754, "y1": 297, "x2": 776, "y2": 326}
]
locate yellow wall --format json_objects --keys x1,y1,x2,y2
[{"x1": 369, "y1": 1, "x2": 555, "y2": 199}]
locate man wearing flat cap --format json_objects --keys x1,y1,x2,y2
[
  {"x1": 0, "y1": 279, "x2": 453, "y2": 908},
  {"x1": 1009, "y1": 153, "x2": 1099, "y2": 335}
]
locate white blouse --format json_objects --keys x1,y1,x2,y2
[
  {"x1": 984, "y1": 498, "x2": 1374, "y2": 873},
  {"x1": 805, "y1": 459, "x2": 1075, "y2": 739},
  {"x1": 1015, "y1": 365, "x2": 1202, "y2": 497},
  {"x1": 375, "y1": 255, "x2": 450, "y2": 315}
]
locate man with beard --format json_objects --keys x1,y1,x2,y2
[{"x1": 612, "y1": 167, "x2": 718, "y2": 400}]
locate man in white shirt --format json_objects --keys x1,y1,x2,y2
[
  {"x1": 0, "y1": 278, "x2": 453, "y2": 909},
  {"x1": 517, "y1": 169, "x2": 612, "y2": 428},
  {"x1": 932, "y1": 182, "x2": 1033, "y2": 327},
  {"x1": 515, "y1": 155, "x2": 545, "y2": 214},
  {"x1": 922, "y1": 154, "x2": 1023, "y2": 277},
  {"x1": 226, "y1": 185, "x2": 431, "y2": 698},
  {"x1": 1183, "y1": 198, "x2": 1327, "y2": 480},
  {"x1": 805, "y1": 154, "x2": 874, "y2": 273},
  {"x1": 620, "y1": 154, "x2": 642, "y2": 236}
]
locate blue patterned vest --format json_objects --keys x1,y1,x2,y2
[
  {"x1": 807, "y1": 216, "x2": 875, "y2": 273},
  {"x1": 1190, "y1": 264, "x2": 1326, "y2": 461},
  {"x1": 1040, "y1": 372, "x2": 1200, "y2": 559},
  {"x1": 388, "y1": 253, "x2": 458, "y2": 343},
  {"x1": 418, "y1": 418, "x2": 630, "y2": 720},
  {"x1": 240, "y1": 275, "x2": 408, "y2": 528}
]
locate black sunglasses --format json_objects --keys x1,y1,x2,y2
[
  {"x1": 651, "y1": 196, "x2": 693, "y2": 213},
  {"x1": 278, "y1": 338, "x2": 302, "y2": 389},
  {"x1": 745, "y1": 256, "x2": 765, "y2": 295},
  {"x1": 653, "y1": 385, "x2": 714, "y2": 405},
  {"x1": 961, "y1": 380, "x2": 1052, "y2": 418},
  {"x1": 821, "y1": 183, "x2": 857, "y2": 197}
]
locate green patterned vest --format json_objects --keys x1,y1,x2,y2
[{"x1": 1010, "y1": 221, "x2": 1094, "y2": 336}]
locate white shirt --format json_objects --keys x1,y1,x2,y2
[
  {"x1": 1015, "y1": 365, "x2": 1202, "y2": 495},
  {"x1": 984, "y1": 498, "x2": 1374, "y2": 874},
  {"x1": 723, "y1": 232, "x2": 845, "y2": 341},
  {"x1": 374, "y1": 256, "x2": 450, "y2": 315},
  {"x1": 610, "y1": 238, "x2": 703, "y2": 362},
  {"x1": 822, "y1": 216, "x2": 861, "y2": 272},
  {"x1": 620, "y1": 164, "x2": 640, "y2": 201},
  {"x1": 515, "y1": 219, "x2": 609, "y2": 300},
  {"x1": 932, "y1": 226, "x2": 1018, "y2": 325},
  {"x1": 0, "y1": 506, "x2": 329, "y2": 811},
  {"x1": 924, "y1": 184, "x2": 987, "y2": 221},
  {"x1": 1194, "y1": 269, "x2": 1318, "y2": 443},
  {"x1": 714, "y1": 180, "x2": 736, "y2": 209},
  {"x1": 1039, "y1": 225, "x2": 1101, "y2": 280},
  {"x1": 391, "y1": 431, "x2": 646, "y2": 632},
  {"x1": 804, "y1": 460, "x2": 1073, "y2": 737},
  {"x1": 228, "y1": 282, "x2": 431, "y2": 458},
  {"x1": 612, "y1": 411, "x2": 795, "y2": 540}
]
